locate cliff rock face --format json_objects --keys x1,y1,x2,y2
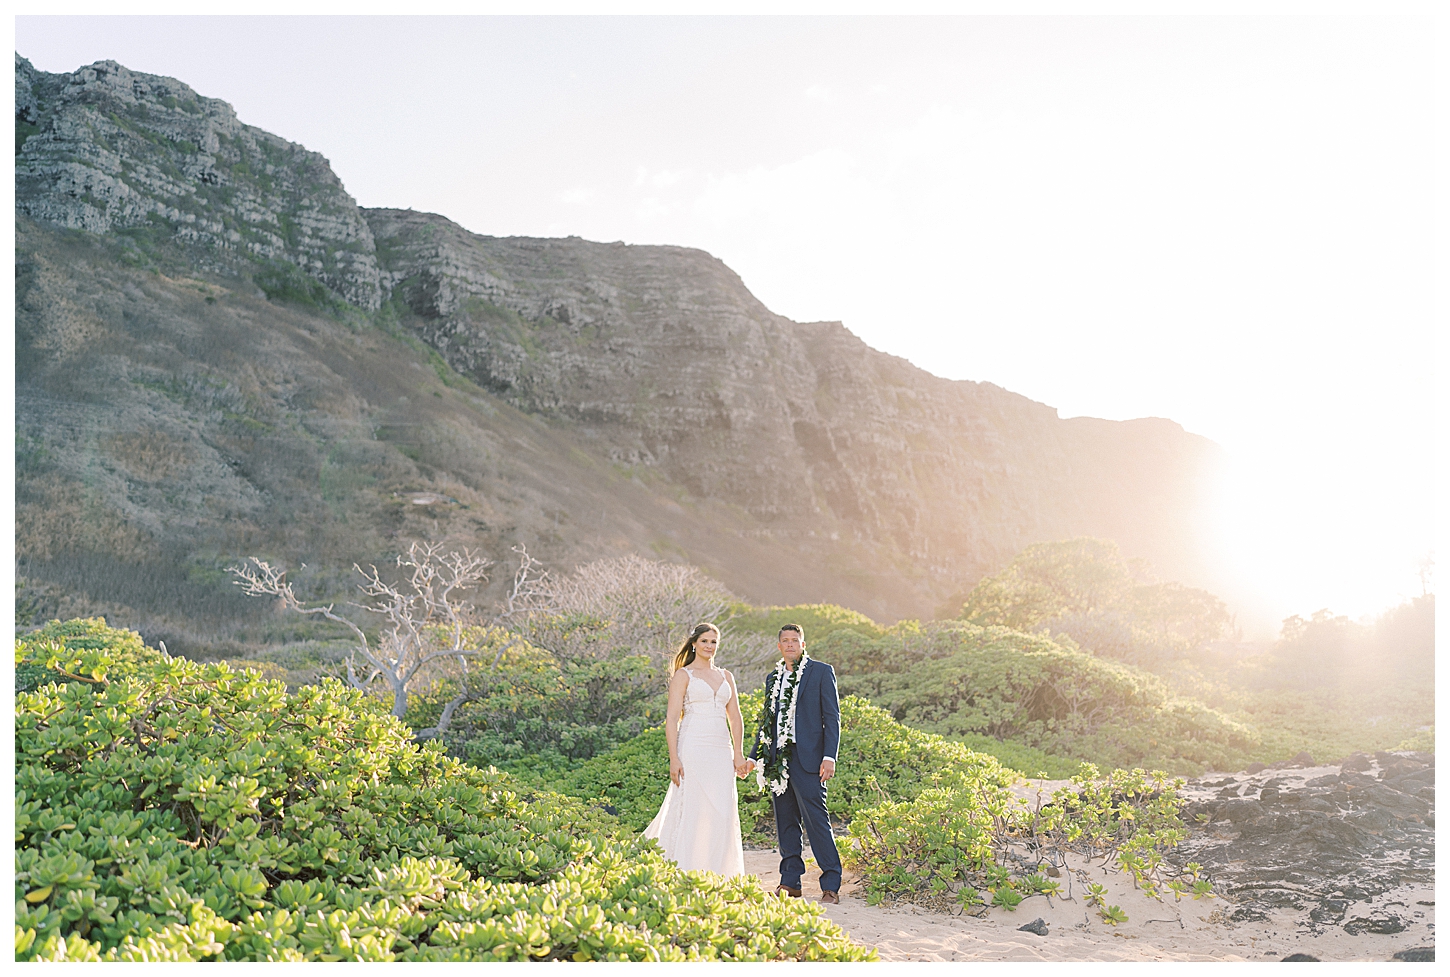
[
  {"x1": 14, "y1": 55, "x2": 1222, "y2": 639},
  {"x1": 15, "y1": 55, "x2": 379, "y2": 308},
  {"x1": 366, "y1": 208, "x2": 1216, "y2": 587}
]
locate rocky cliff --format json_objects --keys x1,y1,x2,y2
[
  {"x1": 14, "y1": 54, "x2": 1222, "y2": 645},
  {"x1": 366, "y1": 208, "x2": 1217, "y2": 585},
  {"x1": 15, "y1": 55, "x2": 379, "y2": 307}
]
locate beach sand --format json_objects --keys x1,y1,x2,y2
[{"x1": 741, "y1": 847, "x2": 1435, "y2": 962}]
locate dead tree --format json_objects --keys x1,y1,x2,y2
[
  {"x1": 514, "y1": 553, "x2": 777, "y2": 679},
  {"x1": 495, "y1": 543, "x2": 549, "y2": 624},
  {"x1": 230, "y1": 542, "x2": 524, "y2": 733}
]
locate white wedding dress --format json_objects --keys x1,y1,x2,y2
[{"x1": 643, "y1": 669, "x2": 746, "y2": 878}]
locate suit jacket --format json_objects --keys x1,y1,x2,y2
[{"x1": 752, "y1": 659, "x2": 841, "y2": 775}]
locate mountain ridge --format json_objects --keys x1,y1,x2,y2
[{"x1": 14, "y1": 53, "x2": 1222, "y2": 644}]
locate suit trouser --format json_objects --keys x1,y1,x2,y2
[{"x1": 774, "y1": 758, "x2": 843, "y2": 893}]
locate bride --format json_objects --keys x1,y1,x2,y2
[{"x1": 643, "y1": 623, "x2": 753, "y2": 877}]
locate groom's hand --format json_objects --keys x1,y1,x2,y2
[{"x1": 819, "y1": 758, "x2": 836, "y2": 783}]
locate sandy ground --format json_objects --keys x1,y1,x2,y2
[{"x1": 742, "y1": 845, "x2": 1435, "y2": 962}]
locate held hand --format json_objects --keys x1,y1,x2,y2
[
  {"x1": 670, "y1": 757, "x2": 684, "y2": 787},
  {"x1": 734, "y1": 757, "x2": 754, "y2": 778},
  {"x1": 819, "y1": 757, "x2": 836, "y2": 783}
]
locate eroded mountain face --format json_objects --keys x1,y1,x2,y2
[
  {"x1": 14, "y1": 53, "x2": 1221, "y2": 644},
  {"x1": 16, "y1": 55, "x2": 380, "y2": 308}
]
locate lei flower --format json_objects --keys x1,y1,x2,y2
[{"x1": 753, "y1": 653, "x2": 809, "y2": 796}]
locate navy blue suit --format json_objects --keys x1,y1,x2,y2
[{"x1": 752, "y1": 659, "x2": 843, "y2": 893}]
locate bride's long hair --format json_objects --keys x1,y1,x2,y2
[{"x1": 671, "y1": 623, "x2": 720, "y2": 675}]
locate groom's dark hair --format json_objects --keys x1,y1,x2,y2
[{"x1": 778, "y1": 624, "x2": 804, "y2": 640}]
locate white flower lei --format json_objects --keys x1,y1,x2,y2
[{"x1": 756, "y1": 653, "x2": 809, "y2": 796}]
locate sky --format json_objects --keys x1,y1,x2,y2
[{"x1": 15, "y1": 14, "x2": 1438, "y2": 633}]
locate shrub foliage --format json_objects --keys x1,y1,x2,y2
[
  {"x1": 845, "y1": 766, "x2": 1200, "y2": 913},
  {"x1": 535, "y1": 692, "x2": 1023, "y2": 841},
  {"x1": 959, "y1": 537, "x2": 1230, "y2": 667},
  {"x1": 813, "y1": 621, "x2": 1256, "y2": 774},
  {"x1": 529, "y1": 682, "x2": 1203, "y2": 916},
  {"x1": 14, "y1": 620, "x2": 873, "y2": 962}
]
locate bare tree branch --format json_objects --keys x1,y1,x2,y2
[
  {"x1": 496, "y1": 543, "x2": 548, "y2": 624},
  {"x1": 410, "y1": 689, "x2": 471, "y2": 742},
  {"x1": 509, "y1": 553, "x2": 774, "y2": 679},
  {"x1": 228, "y1": 543, "x2": 495, "y2": 723}
]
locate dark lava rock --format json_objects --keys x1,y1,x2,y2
[
  {"x1": 1341, "y1": 753, "x2": 1374, "y2": 773},
  {"x1": 1219, "y1": 798, "x2": 1266, "y2": 823},
  {"x1": 1173, "y1": 755, "x2": 1435, "y2": 937},
  {"x1": 1342, "y1": 770, "x2": 1381, "y2": 789},
  {"x1": 1387, "y1": 768, "x2": 1435, "y2": 789},
  {"x1": 1245, "y1": 762, "x2": 1268, "y2": 774},
  {"x1": 1292, "y1": 752, "x2": 1317, "y2": 767},
  {"x1": 1344, "y1": 913, "x2": 1408, "y2": 936},
  {"x1": 1309, "y1": 899, "x2": 1349, "y2": 927},
  {"x1": 1391, "y1": 947, "x2": 1435, "y2": 962},
  {"x1": 1017, "y1": 918, "x2": 1049, "y2": 937},
  {"x1": 1382, "y1": 760, "x2": 1425, "y2": 780},
  {"x1": 1282, "y1": 952, "x2": 1321, "y2": 961}
]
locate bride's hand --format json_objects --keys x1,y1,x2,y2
[
  {"x1": 670, "y1": 757, "x2": 684, "y2": 786},
  {"x1": 734, "y1": 757, "x2": 753, "y2": 778}
]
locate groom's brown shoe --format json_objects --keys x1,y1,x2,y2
[
  {"x1": 775, "y1": 884, "x2": 802, "y2": 898},
  {"x1": 820, "y1": 890, "x2": 840, "y2": 905}
]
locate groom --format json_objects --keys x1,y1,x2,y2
[{"x1": 751, "y1": 624, "x2": 844, "y2": 904}]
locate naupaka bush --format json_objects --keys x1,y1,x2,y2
[
  {"x1": 815, "y1": 621, "x2": 1257, "y2": 774},
  {"x1": 843, "y1": 765, "x2": 1203, "y2": 916},
  {"x1": 539, "y1": 691, "x2": 1022, "y2": 842},
  {"x1": 14, "y1": 619, "x2": 874, "y2": 962}
]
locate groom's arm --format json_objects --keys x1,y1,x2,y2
[{"x1": 821, "y1": 664, "x2": 841, "y2": 766}]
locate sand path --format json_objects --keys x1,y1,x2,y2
[{"x1": 742, "y1": 847, "x2": 1434, "y2": 962}]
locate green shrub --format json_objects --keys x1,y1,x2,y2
[
  {"x1": 402, "y1": 634, "x2": 666, "y2": 776},
  {"x1": 1396, "y1": 724, "x2": 1434, "y2": 753},
  {"x1": 813, "y1": 621, "x2": 1256, "y2": 775},
  {"x1": 519, "y1": 726, "x2": 675, "y2": 830},
  {"x1": 1258, "y1": 596, "x2": 1435, "y2": 689},
  {"x1": 959, "y1": 537, "x2": 1230, "y2": 667},
  {"x1": 725, "y1": 603, "x2": 887, "y2": 642},
  {"x1": 949, "y1": 733, "x2": 1082, "y2": 780},
  {"x1": 1161, "y1": 673, "x2": 1435, "y2": 766},
  {"x1": 539, "y1": 692, "x2": 1021, "y2": 842},
  {"x1": 15, "y1": 618, "x2": 167, "y2": 692},
  {"x1": 845, "y1": 765, "x2": 1195, "y2": 910},
  {"x1": 251, "y1": 258, "x2": 349, "y2": 314},
  {"x1": 14, "y1": 620, "x2": 873, "y2": 961}
]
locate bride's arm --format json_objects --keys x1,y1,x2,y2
[{"x1": 666, "y1": 668, "x2": 689, "y2": 786}]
